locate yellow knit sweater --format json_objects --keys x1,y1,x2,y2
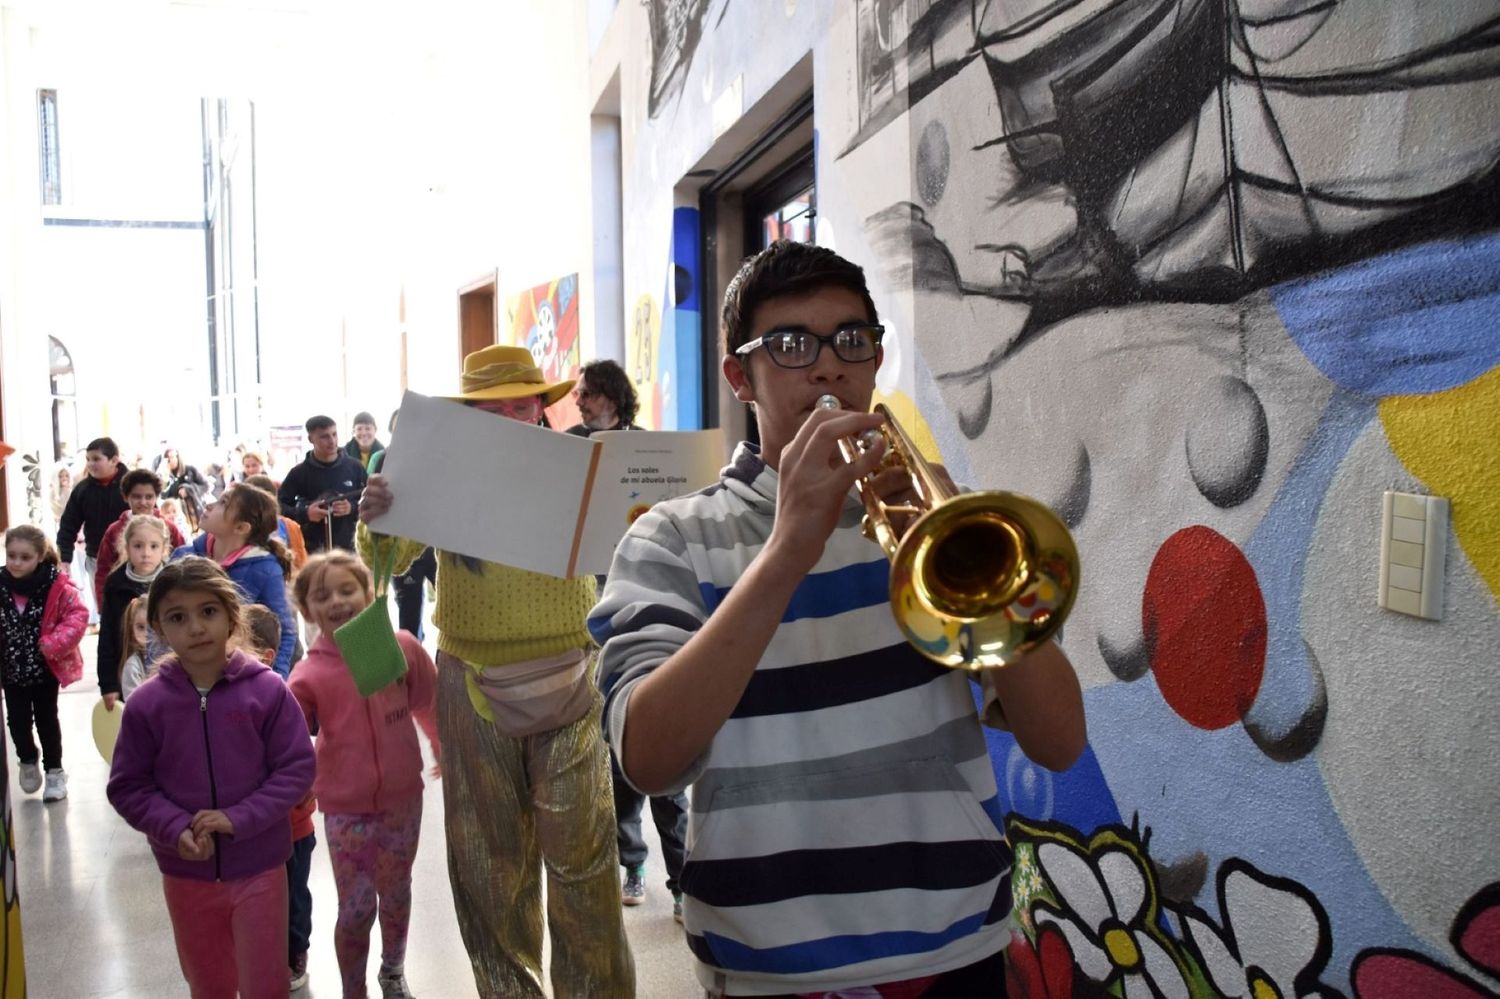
[{"x1": 357, "y1": 525, "x2": 597, "y2": 721}]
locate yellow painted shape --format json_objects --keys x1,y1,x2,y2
[
  {"x1": 871, "y1": 388, "x2": 943, "y2": 465},
  {"x1": 628, "y1": 295, "x2": 662, "y2": 429},
  {"x1": 1250, "y1": 974, "x2": 1282, "y2": 999},
  {"x1": 1103, "y1": 926, "x2": 1141, "y2": 971},
  {"x1": 1380, "y1": 364, "x2": 1500, "y2": 601},
  {"x1": 3, "y1": 900, "x2": 20, "y2": 997}
]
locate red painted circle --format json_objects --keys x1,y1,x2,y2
[{"x1": 1143, "y1": 526, "x2": 1267, "y2": 730}]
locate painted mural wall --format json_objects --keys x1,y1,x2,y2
[
  {"x1": 612, "y1": 1, "x2": 1500, "y2": 995},
  {"x1": 505, "y1": 273, "x2": 583, "y2": 430}
]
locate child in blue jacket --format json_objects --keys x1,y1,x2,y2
[{"x1": 173, "y1": 484, "x2": 297, "y2": 676}]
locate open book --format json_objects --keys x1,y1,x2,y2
[{"x1": 368, "y1": 391, "x2": 725, "y2": 578}]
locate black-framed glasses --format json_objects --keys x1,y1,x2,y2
[{"x1": 735, "y1": 323, "x2": 884, "y2": 368}]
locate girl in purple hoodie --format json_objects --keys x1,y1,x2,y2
[{"x1": 108, "y1": 556, "x2": 315, "y2": 998}]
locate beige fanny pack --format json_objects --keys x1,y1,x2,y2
[{"x1": 472, "y1": 648, "x2": 595, "y2": 737}]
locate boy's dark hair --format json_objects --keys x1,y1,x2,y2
[
  {"x1": 720, "y1": 240, "x2": 878, "y2": 355},
  {"x1": 120, "y1": 469, "x2": 163, "y2": 497},
  {"x1": 86, "y1": 437, "x2": 120, "y2": 460},
  {"x1": 242, "y1": 603, "x2": 282, "y2": 659},
  {"x1": 579, "y1": 359, "x2": 639, "y2": 426},
  {"x1": 305, "y1": 415, "x2": 336, "y2": 435},
  {"x1": 388, "y1": 410, "x2": 399, "y2": 433},
  {"x1": 352, "y1": 411, "x2": 376, "y2": 427},
  {"x1": 243, "y1": 474, "x2": 278, "y2": 494}
]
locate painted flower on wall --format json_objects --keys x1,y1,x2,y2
[
  {"x1": 1032, "y1": 836, "x2": 1191, "y2": 998},
  {"x1": 1006, "y1": 925, "x2": 1076, "y2": 999},
  {"x1": 1178, "y1": 858, "x2": 1341, "y2": 998},
  {"x1": 1351, "y1": 882, "x2": 1500, "y2": 999}
]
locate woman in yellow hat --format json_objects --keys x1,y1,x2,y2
[{"x1": 357, "y1": 345, "x2": 633, "y2": 997}]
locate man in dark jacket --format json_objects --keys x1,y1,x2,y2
[
  {"x1": 56, "y1": 437, "x2": 130, "y2": 568},
  {"x1": 277, "y1": 415, "x2": 368, "y2": 554}
]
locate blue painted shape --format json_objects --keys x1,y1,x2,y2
[
  {"x1": 975, "y1": 681, "x2": 1122, "y2": 833},
  {"x1": 1269, "y1": 229, "x2": 1500, "y2": 396},
  {"x1": 1086, "y1": 677, "x2": 1442, "y2": 993},
  {"x1": 1242, "y1": 389, "x2": 1376, "y2": 737},
  {"x1": 672, "y1": 206, "x2": 703, "y2": 429}
]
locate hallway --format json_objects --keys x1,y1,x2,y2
[{"x1": 10, "y1": 634, "x2": 700, "y2": 997}]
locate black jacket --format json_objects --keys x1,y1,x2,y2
[
  {"x1": 56, "y1": 464, "x2": 129, "y2": 562},
  {"x1": 98, "y1": 567, "x2": 150, "y2": 695},
  {"x1": 277, "y1": 451, "x2": 369, "y2": 554}
]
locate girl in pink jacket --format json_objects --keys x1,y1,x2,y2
[
  {"x1": 0, "y1": 525, "x2": 88, "y2": 802},
  {"x1": 289, "y1": 551, "x2": 440, "y2": 999}
]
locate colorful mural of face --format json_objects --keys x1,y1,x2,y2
[{"x1": 527, "y1": 307, "x2": 557, "y2": 373}]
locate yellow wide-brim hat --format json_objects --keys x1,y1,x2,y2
[{"x1": 444, "y1": 344, "x2": 574, "y2": 406}]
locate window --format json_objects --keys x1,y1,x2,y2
[
  {"x1": 759, "y1": 187, "x2": 814, "y2": 246},
  {"x1": 49, "y1": 336, "x2": 77, "y2": 461},
  {"x1": 38, "y1": 90, "x2": 61, "y2": 205},
  {"x1": 743, "y1": 152, "x2": 816, "y2": 255}
]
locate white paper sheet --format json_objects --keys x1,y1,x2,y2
[{"x1": 369, "y1": 391, "x2": 602, "y2": 577}]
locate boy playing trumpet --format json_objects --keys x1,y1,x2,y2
[{"x1": 592, "y1": 240, "x2": 1086, "y2": 997}]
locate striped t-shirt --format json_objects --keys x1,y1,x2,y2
[{"x1": 592, "y1": 444, "x2": 1012, "y2": 997}]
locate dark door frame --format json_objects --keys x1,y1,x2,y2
[{"x1": 697, "y1": 93, "x2": 814, "y2": 430}]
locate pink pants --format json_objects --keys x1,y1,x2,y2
[
  {"x1": 162, "y1": 865, "x2": 290, "y2": 999},
  {"x1": 324, "y1": 796, "x2": 423, "y2": 996}
]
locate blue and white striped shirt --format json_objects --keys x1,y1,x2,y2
[{"x1": 592, "y1": 444, "x2": 1011, "y2": 996}]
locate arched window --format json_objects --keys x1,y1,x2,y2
[{"x1": 49, "y1": 336, "x2": 77, "y2": 461}]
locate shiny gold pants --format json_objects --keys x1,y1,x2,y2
[{"x1": 436, "y1": 652, "x2": 635, "y2": 998}]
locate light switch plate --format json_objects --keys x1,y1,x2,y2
[{"x1": 1378, "y1": 491, "x2": 1448, "y2": 620}]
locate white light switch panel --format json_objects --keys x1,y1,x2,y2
[{"x1": 1378, "y1": 491, "x2": 1448, "y2": 620}]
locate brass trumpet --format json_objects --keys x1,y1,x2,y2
[{"x1": 816, "y1": 395, "x2": 1079, "y2": 670}]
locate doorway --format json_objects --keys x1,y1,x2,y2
[
  {"x1": 698, "y1": 93, "x2": 814, "y2": 442},
  {"x1": 458, "y1": 271, "x2": 498, "y2": 364}
]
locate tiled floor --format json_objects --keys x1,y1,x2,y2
[{"x1": 12, "y1": 632, "x2": 701, "y2": 997}]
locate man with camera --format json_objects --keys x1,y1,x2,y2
[{"x1": 277, "y1": 414, "x2": 368, "y2": 554}]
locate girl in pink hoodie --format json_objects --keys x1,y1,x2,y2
[{"x1": 289, "y1": 551, "x2": 440, "y2": 999}]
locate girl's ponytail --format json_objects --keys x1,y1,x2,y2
[{"x1": 225, "y1": 485, "x2": 294, "y2": 581}]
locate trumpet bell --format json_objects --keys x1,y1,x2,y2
[{"x1": 889, "y1": 491, "x2": 1079, "y2": 670}]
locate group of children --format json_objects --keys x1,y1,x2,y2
[{"x1": 0, "y1": 474, "x2": 442, "y2": 998}]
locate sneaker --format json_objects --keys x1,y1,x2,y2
[
  {"x1": 18, "y1": 763, "x2": 41, "y2": 794},
  {"x1": 377, "y1": 966, "x2": 414, "y2": 998},
  {"x1": 42, "y1": 769, "x2": 66, "y2": 802},
  {"x1": 289, "y1": 952, "x2": 309, "y2": 991},
  {"x1": 621, "y1": 866, "x2": 645, "y2": 907},
  {"x1": 673, "y1": 892, "x2": 684, "y2": 924}
]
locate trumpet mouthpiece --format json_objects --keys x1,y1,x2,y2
[{"x1": 815, "y1": 395, "x2": 842, "y2": 411}]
